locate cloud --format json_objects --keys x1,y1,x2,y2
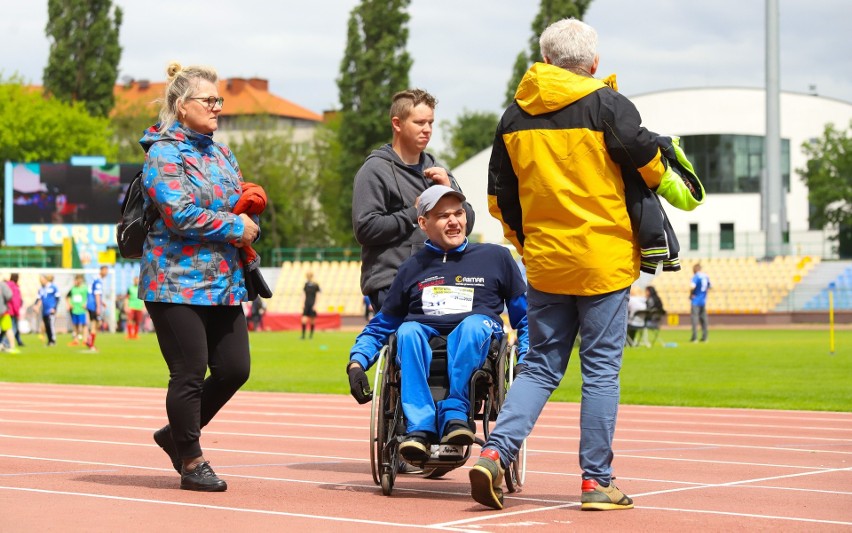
[{"x1": 1, "y1": 0, "x2": 849, "y2": 152}]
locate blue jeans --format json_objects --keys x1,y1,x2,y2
[
  {"x1": 395, "y1": 315, "x2": 497, "y2": 438},
  {"x1": 484, "y1": 286, "x2": 629, "y2": 485}
]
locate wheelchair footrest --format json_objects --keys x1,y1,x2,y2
[{"x1": 430, "y1": 444, "x2": 465, "y2": 461}]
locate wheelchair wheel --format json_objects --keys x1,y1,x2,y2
[
  {"x1": 369, "y1": 345, "x2": 390, "y2": 486},
  {"x1": 381, "y1": 472, "x2": 393, "y2": 495},
  {"x1": 503, "y1": 344, "x2": 526, "y2": 493},
  {"x1": 506, "y1": 442, "x2": 526, "y2": 493}
]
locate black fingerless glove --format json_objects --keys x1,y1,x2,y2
[{"x1": 347, "y1": 363, "x2": 372, "y2": 404}]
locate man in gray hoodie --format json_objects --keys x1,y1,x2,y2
[{"x1": 352, "y1": 88, "x2": 475, "y2": 313}]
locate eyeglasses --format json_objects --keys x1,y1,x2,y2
[{"x1": 188, "y1": 96, "x2": 224, "y2": 109}]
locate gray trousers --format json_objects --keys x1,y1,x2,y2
[{"x1": 690, "y1": 304, "x2": 708, "y2": 341}]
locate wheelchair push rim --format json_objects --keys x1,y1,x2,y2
[{"x1": 369, "y1": 345, "x2": 388, "y2": 486}]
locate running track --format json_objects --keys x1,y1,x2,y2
[{"x1": 0, "y1": 382, "x2": 850, "y2": 532}]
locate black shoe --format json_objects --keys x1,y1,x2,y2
[
  {"x1": 399, "y1": 433, "x2": 430, "y2": 465},
  {"x1": 180, "y1": 461, "x2": 227, "y2": 492},
  {"x1": 441, "y1": 420, "x2": 474, "y2": 446},
  {"x1": 398, "y1": 461, "x2": 424, "y2": 475},
  {"x1": 153, "y1": 426, "x2": 181, "y2": 473}
]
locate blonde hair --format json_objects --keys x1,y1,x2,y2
[{"x1": 158, "y1": 62, "x2": 218, "y2": 133}]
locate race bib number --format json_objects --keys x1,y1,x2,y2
[{"x1": 422, "y1": 286, "x2": 474, "y2": 316}]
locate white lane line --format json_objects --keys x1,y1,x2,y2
[
  {"x1": 2, "y1": 429, "x2": 843, "y2": 472},
  {"x1": 605, "y1": 452, "x2": 836, "y2": 470},
  {"x1": 0, "y1": 417, "x2": 364, "y2": 432},
  {"x1": 0, "y1": 406, "x2": 367, "y2": 421},
  {"x1": 632, "y1": 466, "x2": 852, "y2": 498},
  {"x1": 0, "y1": 468, "x2": 119, "y2": 477},
  {"x1": 0, "y1": 428, "x2": 363, "y2": 445},
  {"x1": 437, "y1": 502, "x2": 852, "y2": 529},
  {"x1": 632, "y1": 506, "x2": 852, "y2": 527},
  {"x1": 432, "y1": 503, "x2": 578, "y2": 529},
  {"x1": 5, "y1": 452, "x2": 849, "y2": 521},
  {"x1": 0, "y1": 435, "x2": 369, "y2": 462},
  {"x1": 616, "y1": 419, "x2": 852, "y2": 432},
  {"x1": 529, "y1": 423, "x2": 852, "y2": 440},
  {"x1": 536, "y1": 406, "x2": 852, "y2": 421},
  {"x1": 4, "y1": 415, "x2": 850, "y2": 458},
  {"x1": 3, "y1": 384, "x2": 849, "y2": 418},
  {"x1": 0, "y1": 454, "x2": 566, "y2": 508},
  {"x1": 531, "y1": 438, "x2": 852, "y2": 456},
  {"x1": 435, "y1": 467, "x2": 852, "y2": 529},
  {"x1": 5, "y1": 386, "x2": 847, "y2": 428},
  {"x1": 0, "y1": 486, "x2": 477, "y2": 532},
  {"x1": 8, "y1": 401, "x2": 842, "y2": 434},
  {"x1": 521, "y1": 470, "x2": 852, "y2": 495}
]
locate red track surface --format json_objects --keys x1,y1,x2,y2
[{"x1": 0, "y1": 382, "x2": 850, "y2": 532}]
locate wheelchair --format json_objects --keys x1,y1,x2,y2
[{"x1": 369, "y1": 332, "x2": 526, "y2": 496}]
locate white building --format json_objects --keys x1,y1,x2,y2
[{"x1": 453, "y1": 88, "x2": 852, "y2": 259}]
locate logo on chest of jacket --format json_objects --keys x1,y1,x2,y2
[
  {"x1": 455, "y1": 275, "x2": 485, "y2": 287},
  {"x1": 418, "y1": 276, "x2": 445, "y2": 291}
]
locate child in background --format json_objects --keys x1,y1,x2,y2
[
  {"x1": 126, "y1": 276, "x2": 144, "y2": 339},
  {"x1": 67, "y1": 274, "x2": 89, "y2": 346},
  {"x1": 36, "y1": 275, "x2": 60, "y2": 346}
]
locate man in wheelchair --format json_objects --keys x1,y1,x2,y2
[{"x1": 346, "y1": 185, "x2": 529, "y2": 465}]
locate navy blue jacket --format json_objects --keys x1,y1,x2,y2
[{"x1": 349, "y1": 240, "x2": 529, "y2": 371}]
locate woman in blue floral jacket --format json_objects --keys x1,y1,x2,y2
[{"x1": 142, "y1": 62, "x2": 259, "y2": 493}]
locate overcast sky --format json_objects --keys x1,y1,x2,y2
[{"x1": 1, "y1": 0, "x2": 850, "y2": 151}]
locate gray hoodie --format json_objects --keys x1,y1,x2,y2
[{"x1": 352, "y1": 144, "x2": 475, "y2": 296}]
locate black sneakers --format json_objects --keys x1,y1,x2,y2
[
  {"x1": 398, "y1": 432, "x2": 430, "y2": 464},
  {"x1": 441, "y1": 420, "x2": 474, "y2": 446},
  {"x1": 180, "y1": 461, "x2": 227, "y2": 492},
  {"x1": 153, "y1": 426, "x2": 181, "y2": 473}
]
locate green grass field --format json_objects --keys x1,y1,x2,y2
[{"x1": 1, "y1": 327, "x2": 849, "y2": 411}]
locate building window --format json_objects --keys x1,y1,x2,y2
[
  {"x1": 720, "y1": 223, "x2": 735, "y2": 250},
  {"x1": 689, "y1": 223, "x2": 699, "y2": 251},
  {"x1": 679, "y1": 134, "x2": 790, "y2": 194}
]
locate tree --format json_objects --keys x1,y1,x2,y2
[
  {"x1": 0, "y1": 78, "x2": 117, "y2": 243},
  {"x1": 800, "y1": 121, "x2": 852, "y2": 257},
  {"x1": 313, "y1": 115, "x2": 353, "y2": 246},
  {"x1": 111, "y1": 98, "x2": 158, "y2": 164},
  {"x1": 43, "y1": 0, "x2": 123, "y2": 118},
  {"x1": 504, "y1": 0, "x2": 593, "y2": 106},
  {"x1": 335, "y1": 0, "x2": 412, "y2": 243},
  {"x1": 439, "y1": 110, "x2": 499, "y2": 169},
  {"x1": 229, "y1": 123, "x2": 339, "y2": 260},
  {"x1": 0, "y1": 79, "x2": 116, "y2": 163}
]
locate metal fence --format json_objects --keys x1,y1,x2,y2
[
  {"x1": 270, "y1": 247, "x2": 361, "y2": 264},
  {"x1": 0, "y1": 248, "x2": 62, "y2": 268}
]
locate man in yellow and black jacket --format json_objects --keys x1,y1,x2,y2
[{"x1": 469, "y1": 17, "x2": 703, "y2": 512}]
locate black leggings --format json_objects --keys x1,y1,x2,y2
[
  {"x1": 146, "y1": 302, "x2": 251, "y2": 459},
  {"x1": 42, "y1": 314, "x2": 56, "y2": 343}
]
